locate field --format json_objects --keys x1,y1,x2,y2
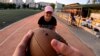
[{"x1": 0, "y1": 9, "x2": 41, "y2": 29}]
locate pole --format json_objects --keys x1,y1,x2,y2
[{"x1": 78, "y1": 7, "x2": 82, "y2": 27}]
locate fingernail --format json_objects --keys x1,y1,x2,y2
[
  {"x1": 56, "y1": 40, "x2": 62, "y2": 47},
  {"x1": 52, "y1": 39, "x2": 61, "y2": 47},
  {"x1": 28, "y1": 30, "x2": 32, "y2": 35}
]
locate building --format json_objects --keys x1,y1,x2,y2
[
  {"x1": 63, "y1": 3, "x2": 100, "y2": 17},
  {"x1": 55, "y1": 2, "x2": 63, "y2": 11},
  {"x1": 0, "y1": 0, "x2": 10, "y2": 3},
  {"x1": 37, "y1": 2, "x2": 50, "y2": 6},
  {"x1": 0, "y1": 0, "x2": 3, "y2": 3},
  {"x1": 29, "y1": 3, "x2": 36, "y2": 8},
  {"x1": 12, "y1": 0, "x2": 24, "y2": 8},
  {"x1": 26, "y1": 0, "x2": 34, "y2": 5},
  {"x1": 13, "y1": 0, "x2": 24, "y2": 4},
  {"x1": 26, "y1": 0, "x2": 36, "y2": 8},
  {"x1": 95, "y1": 0, "x2": 100, "y2": 3},
  {"x1": 26, "y1": 2, "x2": 50, "y2": 8},
  {"x1": 63, "y1": 3, "x2": 81, "y2": 15},
  {"x1": 88, "y1": 0, "x2": 100, "y2": 4},
  {"x1": 25, "y1": 0, "x2": 35, "y2": 8}
]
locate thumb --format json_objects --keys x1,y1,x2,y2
[{"x1": 51, "y1": 39, "x2": 72, "y2": 56}]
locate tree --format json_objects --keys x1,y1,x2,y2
[
  {"x1": 50, "y1": 3, "x2": 55, "y2": 9},
  {"x1": 23, "y1": 4, "x2": 27, "y2": 8},
  {"x1": 0, "y1": 3, "x2": 16, "y2": 9},
  {"x1": 92, "y1": 0, "x2": 96, "y2": 4},
  {"x1": 62, "y1": 4, "x2": 65, "y2": 7}
]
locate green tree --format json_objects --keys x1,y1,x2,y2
[
  {"x1": 62, "y1": 4, "x2": 65, "y2": 7},
  {"x1": 50, "y1": 3, "x2": 55, "y2": 9},
  {"x1": 92, "y1": 0, "x2": 96, "y2": 4}
]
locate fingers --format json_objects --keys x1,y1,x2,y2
[
  {"x1": 13, "y1": 30, "x2": 33, "y2": 56},
  {"x1": 51, "y1": 39, "x2": 71, "y2": 56},
  {"x1": 18, "y1": 30, "x2": 33, "y2": 48},
  {"x1": 51, "y1": 39, "x2": 83, "y2": 56}
]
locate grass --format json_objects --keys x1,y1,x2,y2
[{"x1": 0, "y1": 9, "x2": 41, "y2": 29}]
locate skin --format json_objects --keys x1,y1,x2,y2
[
  {"x1": 39, "y1": 11, "x2": 56, "y2": 31},
  {"x1": 12, "y1": 31, "x2": 33, "y2": 56},
  {"x1": 44, "y1": 11, "x2": 56, "y2": 31},
  {"x1": 44, "y1": 11, "x2": 52, "y2": 22},
  {"x1": 51, "y1": 39, "x2": 84, "y2": 56},
  {"x1": 13, "y1": 31, "x2": 83, "y2": 56}
]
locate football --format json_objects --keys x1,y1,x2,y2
[{"x1": 30, "y1": 28, "x2": 68, "y2": 56}]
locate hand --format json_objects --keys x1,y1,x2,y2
[
  {"x1": 13, "y1": 31, "x2": 33, "y2": 56},
  {"x1": 51, "y1": 39, "x2": 84, "y2": 56},
  {"x1": 13, "y1": 31, "x2": 83, "y2": 56}
]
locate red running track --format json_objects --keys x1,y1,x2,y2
[{"x1": 0, "y1": 12, "x2": 95, "y2": 56}]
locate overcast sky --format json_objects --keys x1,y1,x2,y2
[
  {"x1": 11, "y1": 0, "x2": 88, "y2": 4},
  {"x1": 35, "y1": 0, "x2": 88, "y2": 4}
]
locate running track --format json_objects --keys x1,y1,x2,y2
[{"x1": 0, "y1": 12, "x2": 95, "y2": 56}]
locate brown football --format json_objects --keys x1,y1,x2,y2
[{"x1": 30, "y1": 28, "x2": 68, "y2": 56}]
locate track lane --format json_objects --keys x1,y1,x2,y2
[{"x1": 0, "y1": 12, "x2": 95, "y2": 56}]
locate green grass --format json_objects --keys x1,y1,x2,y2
[{"x1": 0, "y1": 9, "x2": 41, "y2": 29}]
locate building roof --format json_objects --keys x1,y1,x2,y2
[
  {"x1": 82, "y1": 4, "x2": 100, "y2": 8},
  {"x1": 64, "y1": 3, "x2": 100, "y2": 9},
  {"x1": 64, "y1": 3, "x2": 82, "y2": 9}
]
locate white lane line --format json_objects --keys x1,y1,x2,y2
[{"x1": 0, "y1": 21, "x2": 28, "y2": 46}]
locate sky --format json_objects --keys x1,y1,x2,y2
[
  {"x1": 35, "y1": 0, "x2": 88, "y2": 4},
  {"x1": 11, "y1": 0, "x2": 88, "y2": 4}
]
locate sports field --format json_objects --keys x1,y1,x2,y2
[
  {"x1": 0, "y1": 12, "x2": 95, "y2": 56},
  {"x1": 0, "y1": 9, "x2": 41, "y2": 29}
]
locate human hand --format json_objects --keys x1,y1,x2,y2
[
  {"x1": 51, "y1": 39, "x2": 84, "y2": 56},
  {"x1": 12, "y1": 31, "x2": 33, "y2": 56},
  {"x1": 13, "y1": 30, "x2": 83, "y2": 56}
]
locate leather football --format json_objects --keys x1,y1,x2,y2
[{"x1": 30, "y1": 28, "x2": 68, "y2": 56}]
